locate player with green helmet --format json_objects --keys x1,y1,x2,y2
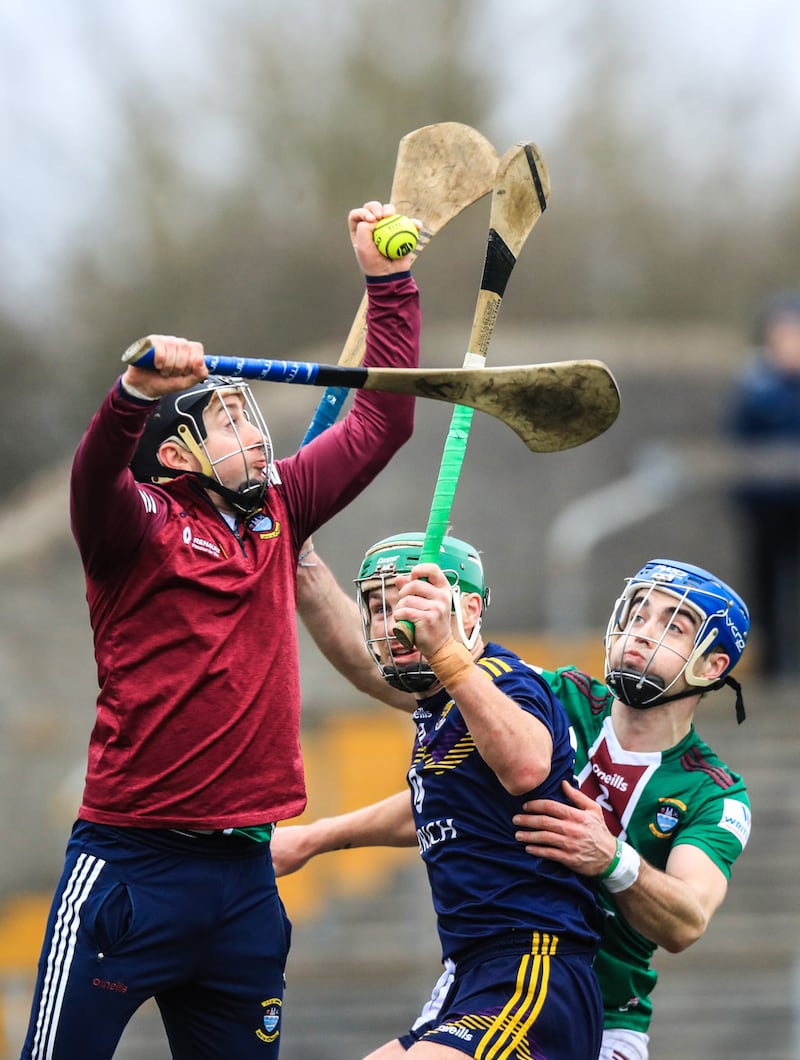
[
  {"x1": 284, "y1": 528, "x2": 605, "y2": 1058},
  {"x1": 287, "y1": 546, "x2": 753, "y2": 1060},
  {"x1": 355, "y1": 532, "x2": 490, "y2": 692}
]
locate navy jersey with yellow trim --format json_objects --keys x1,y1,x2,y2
[{"x1": 407, "y1": 642, "x2": 603, "y2": 963}]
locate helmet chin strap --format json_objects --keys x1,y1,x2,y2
[
  {"x1": 451, "y1": 585, "x2": 482, "y2": 650},
  {"x1": 606, "y1": 668, "x2": 667, "y2": 708},
  {"x1": 722, "y1": 676, "x2": 746, "y2": 724},
  {"x1": 376, "y1": 585, "x2": 481, "y2": 695},
  {"x1": 174, "y1": 423, "x2": 269, "y2": 517},
  {"x1": 192, "y1": 473, "x2": 268, "y2": 518},
  {"x1": 607, "y1": 669, "x2": 746, "y2": 723},
  {"x1": 381, "y1": 663, "x2": 438, "y2": 694}
]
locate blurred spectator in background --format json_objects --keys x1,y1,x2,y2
[{"x1": 725, "y1": 289, "x2": 800, "y2": 677}]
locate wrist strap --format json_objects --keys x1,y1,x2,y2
[
  {"x1": 426, "y1": 638, "x2": 473, "y2": 690},
  {"x1": 602, "y1": 840, "x2": 641, "y2": 894},
  {"x1": 298, "y1": 544, "x2": 317, "y2": 568},
  {"x1": 599, "y1": 838, "x2": 623, "y2": 879}
]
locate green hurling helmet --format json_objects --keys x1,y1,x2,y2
[
  {"x1": 355, "y1": 532, "x2": 489, "y2": 694},
  {"x1": 357, "y1": 533, "x2": 488, "y2": 600}
]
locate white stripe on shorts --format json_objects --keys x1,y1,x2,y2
[
  {"x1": 411, "y1": 958, "x2": 456, "y2": 1032},
  {"x1": 31, "y1": 851, "x2": 106, "y2": 1059}
]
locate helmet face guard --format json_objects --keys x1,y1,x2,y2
[
  {"x1": 130, "y1": 377, "x2": 274, "y2": 516},
  {"x1": 355, "y1": 532, "x2": 490, "y2": 694},
  {"x1": 604, "y1": 559, "x2": 750, "y2": 711}
]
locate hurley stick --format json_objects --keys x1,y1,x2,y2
[
  {"x1": 392, "y1": 141, "x2": 551, "y2": 649},
  {"x1": 300, "y1": 122, "x2": 499, "y2": 445},
  {"x1": 122, "y1": 341, "x2": 620, "y2": 454}
]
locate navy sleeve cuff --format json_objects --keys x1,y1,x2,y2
[
  {"x1": 365, "y1": 270, "x2": 412, "y2": 285},
  {"x1": 116, "y1": 377, "x2": 160, "y2": 405}
]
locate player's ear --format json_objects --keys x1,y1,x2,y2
[
  {"x1": 700, "y1": 650, "x2": 730, "y2": 683},
  {"x1": 157, "y1": 439, "x2": 197, "y2": 471},
  {"x1": 462, "y1": 591, "x2": 483, "y2": 626}
]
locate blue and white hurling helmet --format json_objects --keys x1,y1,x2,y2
[{"x1": 604, "y1": 559, "x2": 750, "y2": 722}]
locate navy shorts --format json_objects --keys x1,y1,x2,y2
[
  {"x1": 20, "y1": 820, "x2": 291, "y2": 1059},
  {"x1": 399, "y1": 933, "x2": 602, "y2": 1059}
]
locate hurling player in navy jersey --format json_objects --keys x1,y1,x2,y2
[
  {"x1": 276, "y1": 532, "x2": 603, "y2": 1059},
  {"x1": 290, "y1": 542, "x2": 752, "y2": 1060},
  {"x1": 19, "y1": 201, "x2": 420, "y2": 1060}
]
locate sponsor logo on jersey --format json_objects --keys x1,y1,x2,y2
[
  {"x1": 649, "y1": 797, "x2": 686, "y2": 838},
  {"x1": 417, "y1": 818, "x2": 458, "y2": 854},
  {"x1": 256, "y1": 998, "x2": 282, "y2": 1043},
  {"x1": 182, "y1": 525, "x2": 222, "y2": 558},
  {"x1": 718, "y1": 797, "x2": 751, "y2": 848},
  {"x1": 412, "y1": 707, "x2": 432, "y2": 720},
  {"x1": 591, "y1": 761, "x2": 628, "y2": 792}
]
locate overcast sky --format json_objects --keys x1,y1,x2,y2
[{"x1": 3, "y1": 0, "x2": 800, "y2": 307}]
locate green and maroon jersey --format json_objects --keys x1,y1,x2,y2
[{"x1": 538, "y1": 666, "x2": 751, "y2": 1034}]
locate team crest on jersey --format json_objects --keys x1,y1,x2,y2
[
  {"x1": 248, "y1": 514, "x2": 280, "y2": 539},
  {"x1": 255, "y1": 998, "x2": 281, "y2": 1043},
  {"x1": 649, "y1": 797, "x2": 686, "y2": 838}
]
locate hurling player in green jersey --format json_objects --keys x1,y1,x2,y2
[
  {"x1": 291, "y1": 548, "x2": 751, "y2": 1060},
  {"x1": 511, "y1": 559, "x2": 751, "y2": 1059}
]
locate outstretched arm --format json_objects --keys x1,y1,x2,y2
[
  {"x1": 296, "y1": 540, "x2": 416, "y2": 713},
  {"x1": 513, "y1": 781, "x2": 729, "y2": 952},
  {"x1": 271, "y1": 790, "x2": 416, "y2": 878}
]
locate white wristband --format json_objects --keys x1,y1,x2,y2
[
  {"x1": 120, "y1": 377, "x2": 158, "y2": 402},
  {"x1": 602, "y1": 840, "x2": 641, "y2": 893},
  {"x1": 298, "y1": 545, "x2": 317, "y2": 568}
]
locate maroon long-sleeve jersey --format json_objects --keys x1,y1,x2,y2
[{"x1": 70, "y1": 274, "x2": 419, "y2": 829}]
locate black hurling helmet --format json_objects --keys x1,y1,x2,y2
[
  {"x1": 130, "y1": 377, "x2": 275, "y2": 517},
  {"x1": 355, "y1": 532, "x2": 490, "y2": 694}
]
